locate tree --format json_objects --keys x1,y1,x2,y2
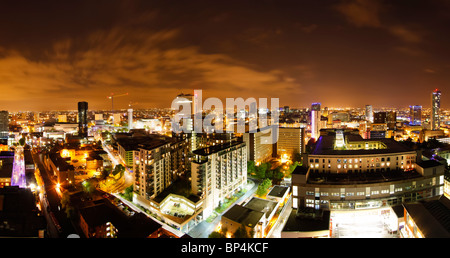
[
  {"x1": 256, "y1": 178, "x2": 272, "y2": 196},
  {"x1": 233, "y1": 225, "x2": 252, "y2": 238},
  {"x1": 247, "y1": 160, "x2": 256, "y2": 176},
  {"x1": 286, "y1": 161, "x2": 299, "y2": 177},
  {"x1": 208, "y1": 231, "x2": 226, "y2": 238},
  {"x1": 293, "y1": 152, "x2": 302, "y2": 163},
  {"x1": 273, "y1": 168, "x2": 284, "y2": 182},
  {"x1": 61, "y1": 190, "x2": 71, "y2": 210},
  {"x1": 82, "y1": 180, "x2": 95, "y2": 195},
  {"x1": 61, "y1": 190, "x2": 76, "y2": 219},
  {"x1": 112, "y1": 164, "x2": 125, "y2": 178},
  {"x1": 255, "y1": 162, "x2": 269, "y2": 179},
  {"x1": 122, "y1": 185, "x2": 134, "y2": 202}
]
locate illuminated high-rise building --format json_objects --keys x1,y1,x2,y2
[
  {"x1": 128, "y1": 108, "x2": 133, "y2": 131},
  {"x1": 431, "y1": 89, "x2": 441, "y2": 130},
  {"x1": 311, "y1": 103, "x2": 321, "y2": 140},
  {"x1": 365, "y1": 105, "x2": 373, "y2": 123},
  {"x1": 409, "y1": 105, "x2": 422, "y2": 126},
  {"x1": 78, "y1": 101, "x2": 88, "y2": 137}
]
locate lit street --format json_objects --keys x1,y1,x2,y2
[{"x1": 32, "y1": 151, "x2": 79, "y2": 238}]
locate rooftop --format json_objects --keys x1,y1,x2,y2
[
  {"x1": 50, "y1": 152, "x2": 74, "y2": 171},
  {"x1": 0, "y1": 186, "x2": 46, "y2": 237},
  {"x1": 79, "y1": 199, "x2": 163, "y2": 238},
  {"x1": 192, "y1": 141, "x2": 245, "y2": 156},
  {"x1": 311, "y1": 130, "x2": 414, "y2": 156},
  {"x1": 307, "y1": 169, "x2": 422, "y2": 185},
  {"x1": 222, "y1": 204, "x2": 265, "y2": 228},
  {"x1": 416, "y1": 159, "x2": 444, "y2": 169},
  {"x1": 267, "y1": 185, "x2": 289, "y2": 198},
  {"x1": 282, "y1": 208, "x2": 330, "y2": 233},
  {"x1": 116, "y1": 134, "x2": 175, "y2": 151},
  {"x1": 403, "y1": 196, "x2": 450, "y2": 238},
  {"x1": 243, "y1": 197, "x2": 277, "y2": 219}
]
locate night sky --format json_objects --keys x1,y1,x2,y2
[{"x1": 0, "y1": 0, "x2": 449, "y2": 111}]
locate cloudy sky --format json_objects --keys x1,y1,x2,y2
[{"x1": 0, "y1": 0, "x2": 449, "y2": 111}]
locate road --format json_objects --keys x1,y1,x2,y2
[
  {"x1": 102, "y1": 143, "x2": 133, "y2": 193},
  {"x1": 32, "y1": 151, "x2": 79, "y2": 238}
]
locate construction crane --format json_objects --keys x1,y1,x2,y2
[
  {"x1": 107, "y1": 92, "x2": 128, "y2": 113},
  {"x1": 108, "y1": 92, "x2": 128, "y2": 126}
]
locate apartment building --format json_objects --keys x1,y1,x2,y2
[{"x1": 191, "y1": 141, "x2": 247, "y2": 218}]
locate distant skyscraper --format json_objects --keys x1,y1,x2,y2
[
  {"x1": 174, "y1": 92, "x2": 194, "y2": 115},
  {"x1": 311, "y1": 103, "x2": 321, "y2": 140},
  {"x1": 78, "y1": 101, "x2": 88, "y2": 137},
  {"x1": 128, "y1": 108, "x2": 133, "y2": 131},
  {"x1": 409, "y1": 105, "x2": 422, "y2": 126},
  {"x1": 431, "y1": 89, "x2": 441, "y2": 130},
  {"x1": 0, "y1": 110, "x2": 8, "y2": 139},
  {"x1": 365, "y1": 105, "x2": 373, "y2": 123}
]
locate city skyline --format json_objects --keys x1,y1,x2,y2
[{"x1": 0, "y1": 0, "x2": 449, "y2": 112}]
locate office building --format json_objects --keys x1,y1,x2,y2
[
  {"x1": 311, "y1": 103, "x2": 321, "y2": 140},
  {"x1": 191, "y1": 141, "x2": 247, "y2": 218},
  {"x1": 409, "y1": 105, "x2": 422, "y2": 126},
  {"x1": 78, "y1": 101, "x2": 88, "y2": 137},
  {"x1": 386, "y1": 111, "x2": 397, "y2": 130},
  {"x1": 292, "y1": 129, "x2": 445, "y2": 210},
  {"x1": 374, "y1": 112, "x2": 386, "y2": 124},
  {"x1": 431, "y1": 89, "x2": 441, "y2": 130},
  {"x1": 277, "y1": 127, "x2": 305, "y2": 159},
  {"x1": 0, "y1": 111, "x2": 8, "y2": 139},
  {"x1": 243, "y1": 125, "x2": 275, "y2": 164}
]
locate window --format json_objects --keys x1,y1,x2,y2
[{"x1": 293, "y1": 186, "x2": 298, "y2": 196}]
